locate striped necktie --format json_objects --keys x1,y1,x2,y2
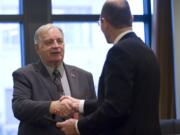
[{"x1": 53, "y1": 69, "x2": 64, "y2": 96}]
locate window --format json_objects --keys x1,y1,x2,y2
[
  {"x1": 151, "y1": 0, "x2": 154, "y2": 14},
  {"x1": 52, "y1": 0, "x2": 105, "y2": 14},
  {"x1": 52, "y1": 0, "x2": 144, "y2": 15},
  {"x1": 0, "y1": 1, "x2": 21, "y2": 135},
  {"x1": 0, "y1": 23, "x2": 20, "y2": 135},
  {"x1": 0, "y1": 0, "x2": 19, "y2": 14}
]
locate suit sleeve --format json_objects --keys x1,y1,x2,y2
[
  {"x1": 12, "y1": 70, "x2": 51, "y2": 123},
  {"x1": 78, "y1": 46, "x2": 135, "y2": 135},
  {"x1": 83, "y1": 99, "x2": 98, "y2": 116}
]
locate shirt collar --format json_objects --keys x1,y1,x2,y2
[
  {"x1": 43, "y1": 63, "x2": 64, "y2": 79},
  {"x1": 113, "y1": 30, "x2": 133, "y2": 44}
]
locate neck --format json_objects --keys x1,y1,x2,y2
[
  {"x1": 111, "y1": 26, "x2": 132, "y2": 42},
  {"x1": 41, "y1": 59, "x2": 61, "y2": 69},
  {"x1": 50, "y1": 62, "x2": 61, "y2": 69}
]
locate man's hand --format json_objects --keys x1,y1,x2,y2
[
  {"x1": 49, "y1": 99, "x2": 75, "y2": 117},
  {"x1": 60, "y1": 96, "x2": 81, "y2": 112},
  {"x1": 56, "y1": 119, "x2": 79, "y2": 135}
]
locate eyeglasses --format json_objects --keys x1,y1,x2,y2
[
  {"x1": 98, "y1": 18, "x2": 101, "y2": 26},
  {"x1": 98, "y1": 17, "x2": 104, "y2": 26}
]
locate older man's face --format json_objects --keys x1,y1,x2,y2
[{"x1": 36, "y1": 27, "x2": 64, "y2": 67}]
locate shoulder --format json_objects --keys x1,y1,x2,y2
[
  {"x1": 64, "y1": 64, "x2": 92, "y2": 76},
  {"x1": 110, "y1": 33, "x2": 149, "y2": 56},
  {"x1": 12, "y1": 63, "x2": 35, "y2": 76}
]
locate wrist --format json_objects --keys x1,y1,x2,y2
[{"x1": 49, "y1": 101, "x2": 56, "y2": 114}]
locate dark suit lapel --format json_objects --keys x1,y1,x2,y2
[
  {"x1": 64, "y1": 64, "x2": 80, "y2": 98},
  {"x1": 33, "y1": 61, "x2": 50, "y2": 78},
  {"x1": 33, "y1": 61, "x2": 60, "y2": 100}
]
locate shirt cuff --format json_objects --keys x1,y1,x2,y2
[
  {"x1": 79, "y1": 100, "x2": 85, "y2": 113},
  {"x1": 75, "y1": 120, "x2": 80, "y2": 135}
]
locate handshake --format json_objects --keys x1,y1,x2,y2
[
  {"x1": 49, "y1": 96, "x2": 81, "y2": 119},
  {"x1": 49, "y1": 96, "x2": 82, "y2": 135}
]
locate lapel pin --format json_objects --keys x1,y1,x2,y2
[{"x1": 71, "y1": 73, "x2": 76, "y2": 78}]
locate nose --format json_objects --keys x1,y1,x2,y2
[
  {"x1": 52, "y1": 40, "x2": 60, "y2": 47},
  {"x1": 54, "y1": 40, "x2": 59, "y2": 46}
]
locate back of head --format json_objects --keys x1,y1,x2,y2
[{"x1": 101, "y1": 0, "x2": 132, "y2": 28}]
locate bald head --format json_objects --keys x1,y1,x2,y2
[
  {"x1": 106, "y1": 0, "x2": 126, "y2": 6},
  {"x1": 101, "y1": 0, "x2": 132, "y2": 28}
]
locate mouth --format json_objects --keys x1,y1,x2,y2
[{"x1": 50, "y1": 51, "x2": 60, "y2": 55}]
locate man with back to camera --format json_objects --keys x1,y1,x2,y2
[
  {"x1": 12, "y1": 23, "x2": 96, "y2": 135},
  {"x1": 56, "y1": 0, "x2": 161, "y2": 135}
]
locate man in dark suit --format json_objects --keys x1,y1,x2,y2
[
  {"x1": 12, "y1": 23, "x2": 96, "y2": 135},
  {"x1": 56, "y1": 0, "x2": 161, "y2": 135}
]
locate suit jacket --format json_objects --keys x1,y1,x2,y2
[
  {"x1": 12, "y1": 61, "x2": 96, "y2": 135},
  {"x1": 78, "y1": 32, "x2": 161, "y2": 135}
]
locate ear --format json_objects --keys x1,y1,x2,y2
[
  {"x1": 103, "y1": 18, "x2": 109, "y2": 28},
  {"x1": 104, "y1": 18, "x2": 115, "y2": 31}
]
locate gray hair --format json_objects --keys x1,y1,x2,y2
[{"x1": 34, "y1": 23, "x2": 64, "y2": 45}]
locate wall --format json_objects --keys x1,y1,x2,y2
[{"x1": 172, "y1": 0, "x2": 180, "y2": 118}]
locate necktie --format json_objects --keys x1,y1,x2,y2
[{"x1": 53, "y1": 69, "x2": 64, "y2": 96}]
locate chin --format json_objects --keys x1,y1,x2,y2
[
  {"x1": 104, "y1": 35, "x2": 112, "y2": 44},
  {"x1": 49, "y1": 59, "x2": 61, "y2": 65},
  {"x1": 106, "y1": 39, "x2": 112, "y2": 44},
  {"x1": 54, "y1": 59, "x2": 62, "y2": 64}
]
